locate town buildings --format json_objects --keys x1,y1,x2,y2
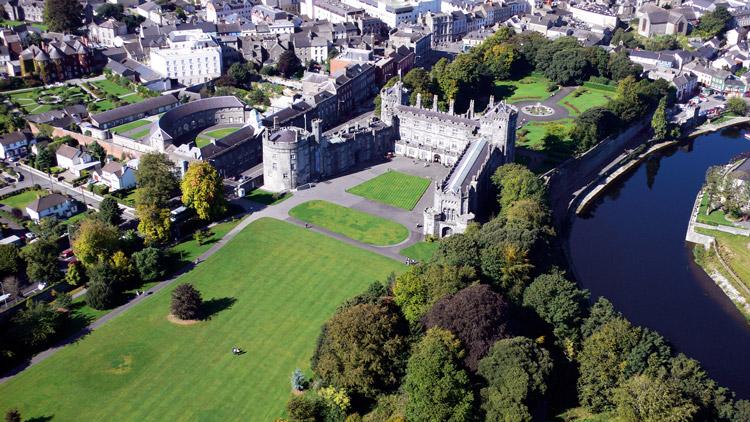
[
  {"x1": 0, "y1": 131, "x2": 33, "y2": 160},
  {"x1": 149, "y1": 30, "x2": 223, "y2": 85},
  {"x1": 26, "y1": 193, "x2": 79, "y2": 222}
]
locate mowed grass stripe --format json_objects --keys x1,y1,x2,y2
[
  {"x1": 289, "y1": 200, "x2": 410, "y2": 246},
  {"x1": 347, "y1": 171, "x2": 431, "y2": 210},
  {"x1": 0, "y1": 218, "x2": 403, "y2": 421}
]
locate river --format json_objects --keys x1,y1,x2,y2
[{"x1": 568, "y1": 127, "x2": 750, "y2": 398}]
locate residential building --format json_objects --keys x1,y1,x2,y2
[
  {"x1": 18, "y1": 35, "x2": 94, "y2": 82},
  {"x1": 55, "y1": 144, "x2": 93, "y2": 170},
  {"x1": 329, "y1": 48, "x2": 374, "y2": 75},
  {"x1": 206, "y1": 0, "x2": 255, "y2": 23},
  {"x1": 388, "y1": 24, "x2": 432, "y2": 65},
  {"x1": 89, "y1": 19, "x2": 128, "y2": 47},
  {"x1": 300, "y1": 0, "x2": 365, "y2": 23},
  {"x1": 26, "y1": 193, "x2": 79, "y2": 222},
  {"x1": 0, "y1": 130, "x2": 32, "y2": 160},
  {"x1": 92, "y1": 161, "x2": 137, "y2": 190},
  {"x1": 149, "y1": 30, "x2": 223, "y2": 85},
  {"x1": 672, "y1": 72, "x2": 698, "y2": 101}
]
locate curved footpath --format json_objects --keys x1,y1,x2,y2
[{"x1": 0, "y1": 157, "x2": 445, "y2": 384}]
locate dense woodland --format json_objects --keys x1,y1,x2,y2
[{"x1": 286, "y1": 163, "x2": 750, "y2": 421}]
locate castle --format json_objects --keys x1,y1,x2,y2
[{"x1": 263, "y1": 81, "x2": 517, "y2": 237}]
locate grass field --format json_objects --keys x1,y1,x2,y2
[
  {"x1": 195, "y1": 136, "x2": 212, "y2": 148},
  {"x1": 400, "y1": 241, "x2": 439, "y2": 262},
  {"x1": 171, "y1": 218, "x2": 243, "y2": 263},
  {"x1": 289, "y1": 200, "x2": 409, "y2": 246},
  {"x1": 203, "y1": 127, "x2": 241, "y2": 139},
  {"x1": 495, "y1": 74, "x2": 553, "y2": 103},
  {"x1": 558, "y1": 87, "x2": 613, "y2": 116},
  {"x1": 111, "y1": 119, "x2": 151, "y2": 135},
  {"x1": 128, "y1": 128, "x2": 151, "y2": 139},
  {"x1": 10, "y1": 86, "x2": 88, "y2": 114},
  {"x1": 245, "y1": 189, "x2": 292, "y2": 206},
  {"x1": 0, "y1": 189, "x2": 45, "y2": 209},
  {"x1": 0, "y1": 218, "x2": 404, "y2": 421},
  {"x1": 347, "y1": 171, "x2": 431, "y2": 210},
  {"x1": 517, "y1": 119, "x2": 575, "y2": 149},
  {"x1": 94, "y1": 80, "x2": 132, "y2": 97},
  {"x1": 697, "y1": 194, "x2": 735, "y2": 227}
]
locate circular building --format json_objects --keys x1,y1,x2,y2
[
  {"x1": 262, "y1": 126, "x2": 316, "y2": 192},
  {"x1": 149, "y1": 96, "x2": 248, "y2": 151}
]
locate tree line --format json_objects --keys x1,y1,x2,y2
[{"x1": 285, "y1": 163, "x2": 750, "y2": 422}]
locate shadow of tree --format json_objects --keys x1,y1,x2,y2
[
  {"x1": 26, "y1": 416, "x2": 54, "y2": 422},
  {"x1": 202, "y1": 297, "x2": 237, "y2": 320}
]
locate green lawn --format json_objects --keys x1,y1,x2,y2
[
  {"x1": 0, "y1": 19, "x2": 26, "y2": 27},
  {"x1": 127, "y1": 128, "x2": 151, "y2": 140},
  {"x1": 122, "y1": 93, "x2": 146, "y2": 104},
  {"x1": 400, "y1": 241, "x2": 439, "y2": 262},
  {"x1": 94, "y1": 80, "x2": 132, "y2": 97},
  {"x1": 696, "y1": 227, "x2": 750, "y2": 296},
  {"x1": 495, "y1": 74, "x2": 554, "y2": 103},
  {"x1": 10, "y1": 86, "x2": 88, "y2": 114},
  {"x1": 195, "y1": 136, "x2": 212, "y2": 148},
  {"x1": 111, "y1": 119, "x2": 152, "y2": 135},
  {"x1": 558, "y1": 87, "x2": 613, "y2": 116},
  {"x1": 347, "y1": 171, "x2": 431, "y2": 210},
  {"x1": 203, "y1": 127, "x2": 241, "y2": 139},
  {"x1": 0, "y1": 189, "x2": 45, "y2": 209},
  {"x1": 697, "y1": 194, "x2": 735, "y2": 227},
  {"x1": 0, "y1": 218, "x2": 403, "y2": 421},
  {"x1": 245, "y1": 189, "x2": 292, "y2": 206},
  {"x1": 517, "y1": 119, "x2": 575, "y2": 149},
  {"x1": 289, "y1": 200, "x2": 409, "y2": 246},
  {"x1": 171, "y1": 218, "x2": 243, "y2": 263}
]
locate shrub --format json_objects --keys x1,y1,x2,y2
[
  {"x1": 291, "y1": 368, "x2": 306, "y2": 391},
  {"x1": 133, "y1": 247, "x2": 166, "y2": 282},
  {"x1": 171, "y1": 283, "x2": 202, "y2": 320}
]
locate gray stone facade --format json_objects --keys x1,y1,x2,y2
[
  {"x1": 380, "y1": 81, "x2": 517, "y2": 237},
  {"x1": 262, "y1": 116, "x2": 393, "y2": 192}
]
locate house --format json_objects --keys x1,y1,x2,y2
[
  {"x1": 672, "y1": 72, "x2": 698, "y2": 101},
  {"x1": 18, "y1": 35, "x2": 95, "y2": 82},
  {"x1": 56, "y1": 144, "x2": 93, "y2": 170},
  {"x1": 0, "y1": 130, "x2": 33, "y2": 160},
  {"x1": 92, "y1": 161, "x2": 136, "y2": 190},
  {"x1": 89, "y1": 19, "x2": 128, "y2": 47},
  {"x1": 26, "y1": 193, "x2": 79, "y2": 222},
  {"x1": 638, "y1": 5, "x2": 688, "y2": 37}
]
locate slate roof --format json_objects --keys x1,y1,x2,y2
[
  {"x1": 91, "y1": 95, "x2": 178, "y2": 126},
  {"x1": 27, "y1": 193, "x2": 69, "y2": 213}
]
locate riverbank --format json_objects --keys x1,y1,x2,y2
[{"x1": 688, "y1": 116, "x2": 750, "y2": 138}]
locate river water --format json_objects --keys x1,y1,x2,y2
[{"x1": 568, "y1": 127, "x2": 750, "y2": 398}]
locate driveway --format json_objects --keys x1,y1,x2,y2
[{"x1": 514, "y1": 86, "x2": 576, "y2": 124}]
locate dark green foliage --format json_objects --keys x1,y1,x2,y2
[
  {"x1": 491, "y1": 163, "x2": 547, "y2": 213},
  {"x1": 20, "y1": 239, "x2": 60, "y2": 283},
  {"x1": 10, "y1": 300, "x2": 61, "y2": 352},
  {"x1": 696, "y1": 7, "x2": 732, "y2": 39},
  {"x1": 433, "y1": 232, "x2": 481, "y2": 270},
  {"x1": 726, "y1": 97, "x2": 747, "y2": 116},
  {"x1": 85, "y1": 260, "x2": 121, "y2": 310},
  {"x1": 651, "y1": 97, "x2": 669, "y2": 141},
  {"x1": 609, "y1": 51, "x2": 643, "y2": 81},
  {"x1": 614, "y1": 374, "x2": 697, "y2": 422},
  {"x1": 278, "y1": 50, "x2": 303, "y2": 78},
  {"x1": 404, "y1": 328, "x2": 474, "y2": 421},
  {"x1": 312, "y1": 301, "x2": 409, "y2": 400},
  {"x1": 170, "y1": 283, "x2": 203, "y2": 320},
  {"x1": 44, "y1": 0, "x2": 83, "y2": 32},
  {"x1": 477, "y1": 337, "x2": 554, "y2": 421},
  {"x1": 394, "y1": 263, "x2": 477, "y2": 324},
  {"x1": 287, "y1": 394, "x2": 323, "y2": 422},
  {"x1": 338, "y1": 279, "x2": 388, "y2": 310},
  {"x1": 65, "y1": 260, "x2": 87, "y2": 286},
  {"x1": 0, "y1": 244, "x2": 21, "y2": 277},
  {"x1": 570, "y1": 106, "x2": 619, "y2": 153},
  {"x1": 581, "y1": 297, "x2": 621, "y2": 337},
  {"x1": 95, "y1": 3, "x2": 123, "y2": 20},
  {"x1": 422, "y1": 284, "x2": 512, "y2": 371},
  {"x1": 35, "y1": 146, "x2": 55, "y2": 172},
  {"x1": 4, "y1": 408, "x2": 21, "y2": 422},
  {"x1": 544, "y1": 49, "x2": 592, "y2": 86},
  {"x1": 99, "y1": 196, "x2": 123, "y2": 226},
  {"x1": 135, "y1": 152, "x2": 178, "y2": 208},
  {"x1": 88, "y1": 142, "x2": 106, "y2": 164},
  {"x1": 523, "y1": 269, "x2": 589, "y2": 346},
  {"x1": 133, "y1": 247, "x2": 166, "y2": 282}
]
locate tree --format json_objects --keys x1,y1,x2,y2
[
  {"x1": 609, "y1": 51, "x2": 642, "y2": 81},
  {"x1": 614, "y1": 375, "x2": 698, "y2": 422},
  {"x1": 181, "y1": 161, "x2": 226, "y2": 221},
  {"x1": 171, "y1": 283, "x2": 202, "y2": 320},
  {"x1": 85, "y1": 260, "x2": 120, "y2": 310},
  {"x1": 21, "y1": 239, "x2": 61, "y2": 283},
  {"x1": 544, "y1": 49, "x2": 592, "y2": 86},
  {"x1": 35, "y1": 145, "x2": 54, "y2": 172},
  {"x1": 726, "y1": 97, "x2": 747, "y2": 116},
  {"x1": 581, "y1": 297, "x2": 621, "y2": 338},
  {"x1": 291, "y1": 368, "x2": 306, "y2": 391},
  {"x1": 44, "y1": 0, "x2": 83, "y2": 33},
  {"x1": 88, "y1": 142, "x2": 106, "y2": 164},
  {"x1": 403, "y1": 328, "x2": 474, "y2": 421},
  {"x1": 523, "y1": 269, "x2": 590, "y2": 347},
  {"x1": 696, "y1": 7, "x2": 732, "y2": 39},
  {"x1": 312, "y1": 301, "x2": 409, "y2": 400},
  {"x1": 71, "y1": 218, "x2": 120, "y2": 266},
  {"x1": 393, "y1": 263, "x2": 477, "y2": 324},
  {"x1": 4, "y1": 409, "x2": 21, "y2": 422},
  {"x1": 278, "y1": 49, "x2": 302, "y2": 78},
  {"x1": 570, "y1": 106, "x2": 619, "y2": 153},
  {"x1": 478, "y1": 337, "x2": 554, "y2": 422},
  {"x1": 10, "y1": 300, "x2": 61, "y2": 351},
  {"x1": 37, "y1": 217, "x2": 66, "y2": 241},
  {"x1": 479, "y1": 241, "x2": 533, "y2": 302},
  {"x1": 491, "y1": 163, "x2": 547, "y2": 213},
  {"x1": 422, "y1": 284, "x2": 513, "y2": 371},
  {"x1": 287, "y1": 395, "x2": 323, "y2": 422},
  {"x1": 651, "y1": 97, "x2": 669, "y2": 141},
  {"x1": 433, "y1": 229, "x2": 481, "y2": 270},
  {"x1": 99, "y1": 196, "x2": 123, "y2": 226},
  {"x1": 609, "y1": 76, "x2": 645, "y2": 124},
  {"x1": 95, "y1": 3, "x2": 123, "y2": 20},
  {"x1": 133, "y1": 247, "x2": 166, "y2": 282},
  {"x1": 138, "y1": 204, "x2": 172, "y2": 245},
  {"x1": 0, "y1": 244, "x2": 21, "y2": 277},
  {"x1": 65, "y1": 260, "x2": 87, "y2": 286}
]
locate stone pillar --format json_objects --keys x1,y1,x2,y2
[
  {"x1": 449, "y1": 99, "x2": 455, "y2": 115},
  {"x1": 416, "y1": 93, "x2": 422, "y2": 108},
  {"x1": 432, "y1": 94, "x2": 438, "y2": 112}
]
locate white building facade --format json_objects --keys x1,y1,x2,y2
[{"x1": 149, "y1": 30, "x2": 223, "y2": 85}]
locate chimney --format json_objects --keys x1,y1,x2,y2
[
  {"x1": 488, "y1": 95, "x2": 494, "y2": 108},
  {"x1": 469, "y1": 99, "x2": 475, "y2": 118},
  {"x1": 432, "y1": 94, "x2": 438, "y2": 112},
  {"x1": 416, "y1": 92, "x2": 422, "y2": 108},
  {"x1": 449, "y1": 99, "x2": 455, "y2": 115}
]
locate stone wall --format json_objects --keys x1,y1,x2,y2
[{"x1": 29, "y1": 123, "x2": 143, "y2": 160}]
